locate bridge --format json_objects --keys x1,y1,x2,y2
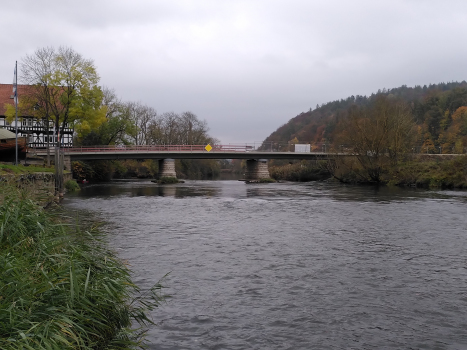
[{"x1": 35, "y1": 143, "x2": 340, "y2": 180}]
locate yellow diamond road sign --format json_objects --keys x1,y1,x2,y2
[{"x1": 205, "y1": 144, "x2": 212, "y2": 152}]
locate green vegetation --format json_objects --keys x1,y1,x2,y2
[
  {"x1": 6, "y1": 45, "x2": 220, "y2": 181},
  {"x1": 0, "y1": 184, "x2": 165, "y2": 349},
  {"x1": 65, "y1": 179, "x2": 80, "y2": 192},
  {"x1": 71, "y1": 158, "x2": 222, "y2": 182},
  {"x1": 6, "y1": 47, "x2": 106, "y2": 142},
  {"x1": 0, "y1": 164, "x2": 54, "y2": 175},
  {"x1": 264, "y1": 81, "x2": 467, "y2": 153},
  {"x1": 263, "y1": 81, "x2": 467, "y2": 187},
  {"x1": 258, "y1": 178, "x2": 276, "y2": 183},
  {"x1": 270, "y1": 160, "x2": 331, "y2": 182},
  {"x1": 325, "y1": 155, "x2": 467, "y2": 188},
  {"x1": 387, "y1": 156, "x2": 467, "y2": 188},
  {"x1": 176, "y1": 159, "x2": 220, "y2": 179},
  {"x1": 157, "y1": 176, "x2": 180, "y2": 184}
]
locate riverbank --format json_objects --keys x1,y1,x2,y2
[
  {"x1": 0, "y1": 163, "x2": 75, "y2": 206},
  {"x1": 270, "y1": 156, "x2": 467, "y2": 189},
  {"x1": 0, "y1": 183, "x2": 165, "y2": 349}
]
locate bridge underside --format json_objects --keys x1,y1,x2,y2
[{"x1": 41, "y1": 151, "x2": 335, "y2": 181}]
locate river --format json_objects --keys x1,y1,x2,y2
[{"x1": 64, "y1": 180, "x2": 467, "y2": 349}]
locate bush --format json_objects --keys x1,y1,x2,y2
[
  {"x1": 65, "y1": 179, "x2": 80, "y2": 192},
  {"x1": 158, "y1": 176, "x2": 179, "y2": 184},
  {"x1": 270, "y1": 161, "x2": 331, "y2": 182},
  {"x1": 0, "y1": 184, "x2": 166, "y2": 349},
  {"x1": 72, "y1": 161, "x2": 94, "y2": 182},
  {"x1": 258, "y1": 178, "x2": 276, "y2": 183},
  {"x1": 387, "y1": 155, "x2": 467, "y2": 188}
]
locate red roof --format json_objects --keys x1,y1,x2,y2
[{"x1": 0, "y1": 84, "x2": 34, "y2": 115}]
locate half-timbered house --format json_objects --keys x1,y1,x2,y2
[{"x1": 0, "y1": 84, "x2": 74, "y2": 148}]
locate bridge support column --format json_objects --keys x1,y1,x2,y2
[
  {"x1": 245, "y1": 159, "x2": 270, "y2": 180},
  {"x1": 158, "y1": 158, "x2": 177, "y2": 179},
  {"x1": 63, "y1": 156, "x2": 71, "y2": 171}
]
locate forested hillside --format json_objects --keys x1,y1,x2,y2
[{"x1": 264, "y1": 81, "x2": 467, "y2": 154}]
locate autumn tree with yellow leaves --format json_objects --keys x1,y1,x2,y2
[{"x1": 5, "y1": 46, "x2": 106, "y2": 145}]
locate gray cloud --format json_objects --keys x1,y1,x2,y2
[{"x1": 2, "y1": 0, "x2": 467, "y2": 143}]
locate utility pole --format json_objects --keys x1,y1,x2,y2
[
  {"x1": 14, "y1": 61, "x2": 18, "y2": 165},
  {"x1": 54, "y1": 125, "x2": 64, "y2": 198}
]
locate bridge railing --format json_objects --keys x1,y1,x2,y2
[
  {"x1": 62, "y1": 144, "x2": 257, "y2": 153},
  {"x1": 58, "y1": 143, "x2": 467, "y2": 155}
]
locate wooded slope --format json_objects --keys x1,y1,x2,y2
[{"x1": 264, "y1": 81, "x2": 467, "y2": 153}]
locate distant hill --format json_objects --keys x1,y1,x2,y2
[{"x1": 263, "y1": 81, "x2": 467, "y2": 151}]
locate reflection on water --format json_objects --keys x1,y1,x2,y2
[
  {"x1": 75, "y1": 180, "x2": 452, "y2": 202},
  {"x1": 65, "y1": 180, "x2": 467, "y2": 350},
  {"x1": 75, "y1": 181, "x2": 222, "y2": 198}
]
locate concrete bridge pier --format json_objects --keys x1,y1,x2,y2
[
  {"x1": 244, "y1": 159, "x2": 270, "y2": 180},
  {"x1": 158, "y1": 158, "x2": 177, "y2": 179},
  {"x1": 64, "y1": 156, "x2": 71, "y2": 171}
]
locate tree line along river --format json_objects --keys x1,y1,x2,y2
[{"x1": 64, "y1": 180, "x2": 467, "y2": 350}]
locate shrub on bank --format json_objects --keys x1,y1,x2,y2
[
  {"x1": 270, "y1": 161, "x2": 331, "y2": 182},
  {"x1": 329, "y1": 155, "x2": 467, "y2": 188},
  {"x1": 72, "y1": 161, "x2": 95, "y2": 182},
  {"x1": 387, "y1": 156, "x2": 467, "y2": 188},
  {"x1": 158, "y1": 176, "x2": 179, "y2": 184},
  {"x1": 258, "y1": 178, "x2": 276, "y2": 183},
  {"x1": 65, "y1": 179, "x2": 81, "y2": 192},
  {"x1": 0, "y1": 184, "x2": 165, "y2": 349}
]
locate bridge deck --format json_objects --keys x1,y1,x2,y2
[
  {"x1": 37, "y1": 151, "x2": 336, "y2": 160},
  {"x1": 34, "y1": 145, "x2": 339, "y2": 160}
]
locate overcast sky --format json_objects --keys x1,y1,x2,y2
[{"x1": 2, "y1": 1, "x2": 467, "y2": 143}]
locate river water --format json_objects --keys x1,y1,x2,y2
[{"x1": 64, "y1": 180, "x2": 467, "y2": 350}]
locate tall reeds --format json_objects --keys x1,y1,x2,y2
[{"x1": 0, "y1": 183, "x2": 165, "y2": 349}]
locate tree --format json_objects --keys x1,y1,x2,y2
[
  {"x1": 146, "y1": 111, "x2": 216, "y2": 145},
  {"x1": 335, "y1": 95, "x2": 415, "y2": 182},
  {"x1": 17, "y1": 46, "x2": 106, "y2": 194},
  {"x1": 438, "y1": 106, "x2": 467, "y2": 153},
  {"x1": 19, "y1": 46, "x2": 106, "y2": 145},
  {"x1": 120, "y1": 101, "x2": 157, "y2": 145},
  {"x1": 77, "y1": 87, "x2": 136, "y2": 146},
  {"x1": 4, "y1": 48, "x2": 56, "y2": 163},
  {"x1": 178, "y1": 111, "x2": 213, "y2": 145}
]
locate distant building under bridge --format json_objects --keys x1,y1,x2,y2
[{"x1": 0, "y1": 84, "x2": 73, "y2": 148}]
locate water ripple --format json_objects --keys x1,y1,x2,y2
[{"x1": 65, "y1": 181, "x2": 467, "y2": 349}]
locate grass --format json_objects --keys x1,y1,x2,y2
[
  {"x1": 0, "y1": 164, "x2": 55, "y2": 175},
  {"x1": 0, "y1": 183, "x2": 166, "y2": 349}
]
